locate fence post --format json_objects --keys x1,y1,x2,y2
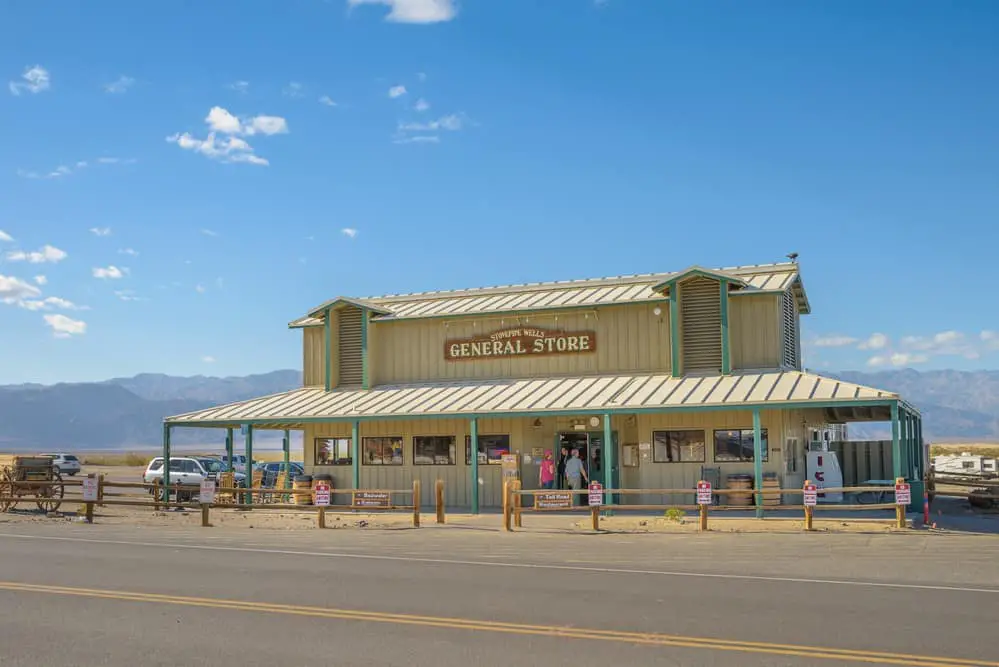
[
  {"x1": 699, "y1": 503, "x2": 708, "y2": 532},
  {"x1": 513, "y1": 480, "x2": 522, "y2": 528},
  {"x1": 201, "y1": 503, "x2": 210, "y2": 527},
  {"x1": 98, "y1": 473, "x2": 105, "y2": 508},
  {"x1": 591, "y1": 504, "x2": 600, "y2": 531},
  {"x1": 413, "y1": 479, "x2": 421, "y2": 528},
  {"x1": 895, "y1": 476, "x2": 905, "y2": 529},
  {"x1": 503, "y1": 481, "x2": 513, "y2": 532},
  {"x1": 435, "y1": 479, "x2": 445, "y2": 524},
  {"x1": 803, "y1": 479, "x2": 814, "y2": 531},
  {"x1": 318, "y1": 505, "x2": 326, "y2": 529}
]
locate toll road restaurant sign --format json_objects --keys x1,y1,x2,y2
[{"x1": 445, "y1": 326, "x2": 596, "y2": 361}]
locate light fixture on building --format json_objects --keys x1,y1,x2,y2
[
  {"x1": 653, "y1": 306, "x2": 662, "y2": 317},
  {"x1": 589, "y1": 416, "x2": 601, "y2": 428},
  {"x1": 532, "y1": 418, "x2": 542, "y2": 429}
]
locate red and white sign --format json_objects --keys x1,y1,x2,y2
[
  {"x1": 895, "y1": 481, "x2": 911, "y2": 505},
  {"x1": 199, "y1": 479, "x2": 216, "y2": 505},
  {"x1": 81, "y1": 477, "x2": 99, "y2": 502},
  {"x1": 803, "y1": 482, "x2": 818, "y2": 507},
  {"x1": 696, "y1": 481, "x2": 712, "y2": 505},
  {"x1": 314, "y1": 481, "x2": 331, "y2": 506},
  {"x1": 588, "y1": 481, "x2": 603, "y2": 506}
]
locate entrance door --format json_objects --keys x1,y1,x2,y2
[{"x1": 557, "y1": 431, "x2": 619, "y2": 488}]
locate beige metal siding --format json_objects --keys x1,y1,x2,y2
[
  {"x1": 729, "y1": 295, "x2": 781, "y2": 370},
  {"x1": 679, "y1": 277, "x2": 722, "y2": 373},
  {"x1": 338, "y1": 307, "x2": 363, "y2": 386},
  {"x1": 372, "y1": 303, "x2": 670, "y2": 385},
  {"x1": 302, "y1": 327, "x2": 325, "y2": 386}
]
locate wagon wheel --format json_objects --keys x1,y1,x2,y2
[
  {"x1": 0, "y1": 470, "x2": 14, "y2": 512},
  {"x1": 35, "y1": 470, "x2": 64, "y2": 513}
]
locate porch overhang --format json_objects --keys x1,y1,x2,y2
[{"x1": 164, "y1": 370, "x2": 910, "y2": 430}]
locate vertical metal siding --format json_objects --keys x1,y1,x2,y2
[
  {"x1": 679, "y1": 277, "x2": 722, "y2": 373},
  {"x1": 729, "y1": 295, "x2": 781, "y2": 370},
  {"x1": 338, "y1": 307, "x2": 364, "y2": 386},
  {"x1": 302, "y1": 327, "x2": 325, "y2": 386}
]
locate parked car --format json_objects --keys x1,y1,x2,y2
[
  {"x1": 218, "y1": 454, "x2": 255, "y2": 474},
  {"x1": 41, "y1": 453, "x2": 81, "y2": 476},
  {"x1": 143, "y1": 456, "x2": 246, "y2": 500},
  {"x1": 254, "y1": 461, "x2": 305, "y2": 487}
]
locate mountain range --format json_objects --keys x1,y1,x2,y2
[{"x1": 0, "y1": 369, "x2": 996, "y2": 450}]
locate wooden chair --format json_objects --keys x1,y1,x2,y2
[
  {"x1": 273, "y1": 472, "x2": 289, "y2": 504},
  {"x1": 217, "y1": 472, "x2": 236, "y2": 504}
]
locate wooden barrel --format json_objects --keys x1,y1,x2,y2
[
  {"x1": 294, "y1": 475, "x2": 313, "y2": 505},
  {"x1": 312, "y1": 473, "x2": 333, "y2": 504},
  {"x1": 726, "y1": 474, "x2": 754, "y2": 506},
  {"x1": 762, "y1": 472, "x2": 780, "y2": 506}
]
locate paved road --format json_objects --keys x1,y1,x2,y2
[{"x1": 0, "y1": 523, "x2": 997, "y2": 666}]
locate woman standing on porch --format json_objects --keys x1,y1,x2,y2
[{"x1": 539, "y1": 450, "x2": 556, "y2": 489}]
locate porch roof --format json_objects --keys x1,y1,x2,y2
[{"x1": 165, "y1": 370, "x2": 912, "y2": 429}]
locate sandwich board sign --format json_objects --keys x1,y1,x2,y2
[
  {"x1": 314, "y1": 481, "x2": 331, "y2": 506},
  {"x1": 803, "y1": 482, "x2": 818, "y2": 507},
  {"x1": 696, "y1": 481, "x2": 712, "y2": 505}
]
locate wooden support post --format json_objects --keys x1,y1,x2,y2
[
  {"x1": 699, "y1": 503, "x2": 708, "y2": 532},
  {"x1": 435, "y1": 479, "x2": 445, "y2": 524},
  {"x1": 98, "y1": 473, "x2": 105, "y2": 508},
  {"x1": 804, "y1": 505, "x2": 813, "y2": 531},
  {"x1": 318, "y1": 506, "x2": 326, "y2": 529},
  {"x1": 413, "y1": 479, "x2": 421, "y2": 528},
  {"x1": 591, "y1": 504, "x2": 600, "y2": 531},
  {"x1": 513, "y1": 480, "x2": 522, "y2": 528},
  {"x1": 85, "y1": 501, "x2": 94, "y2": 524},
  {"x1": 153, "y1": 479, "x2": 160, "y2": 511},
  {"x1": 895, "y1": 476, "x2": 906, "y2": 529},
  {"x1": 201, "y1": 503, "x2": 210, "y2": 527},
  {"x1": 503, "y1": 481, "x2": 513, "y2": 532}
]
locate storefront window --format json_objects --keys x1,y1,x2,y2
[
  {"x1": 413, "y1": 436, "x2": 456, "y2": 465},
  {"x1": 712, "y1": 429, "x2": 768, "y2": 463},
  {"x1": 315, "y1": 437, "x2": 352, "y2": 465},
  {"x1": 653, "y1": 430, "x2": 705, "y2": 462},
  {"x1": 464, "y1": 434, "x2": 510, "y2": 465},
  {"x1": 363, "y1": 436, "x2": 404, "y2": 465}
]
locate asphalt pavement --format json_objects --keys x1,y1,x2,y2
[{"x1": 0, "y1": 522, "x2": 997, "y2": 666}]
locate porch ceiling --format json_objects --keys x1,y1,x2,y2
[{"x1": 165, "y1": 370, "x2": 904, "y2": 428}]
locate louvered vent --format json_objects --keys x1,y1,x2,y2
[
  {"x1": 781, "y1": 289, "x2": 799, "y2": 369},
  {"x1": 338, "y1": 307, "x2": 364, "y2": 386},
  {"x1": 680, "y1": 277, "x2": 722, "y2": 373}
]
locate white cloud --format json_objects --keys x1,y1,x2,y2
[
  {"x1": 205, "y1": 106, "x2": 243, "y2": 134},
  {"x1": 34, "y1": 275, "x2": 47, "y2": 285},
  {"x1": 857, "y1": 333, "x2": 888, "y2": 350},
  {"x1": 283, "y1": 82, "x2": 304, "y2": 98},
  {"x1": 169, "y1": 107, "x2": 288, "y2": 165},
  {"x1": 982, "y1": 330, "x2": 999, "y2": 350},
  {"x1": 227, "y1": 81, "x2": 249, "y2": 93},
  {"x1": 195, "y1": 284, "x2": 206, "y2": 293},
  {"x1": 244, "y1": 115, "x2": 288, "y2": 136},
  {"x1": 388, "y1": 85, "x2": 407, "y2": 98},
  {"x1": 0, "y1": 230, "x2": 13, "y2": 242},
  {"x1": 18, "y1": 296, "x2": 87, "y2": 312},
  {"x1": 414, "y1": 98, "x2": 430, "y2": 112},
  {"x1": 103, "y1": 75, "x2": 135, "y2": 94},
  {"x1": 18, "y1": 157, "x2": 134, "y2": 180},
  {"x1": 393, "y1": 135, "x2": 440, "y2": 144},
  {"x1": 319, "y1": 95, "x2": 337, "y2": 107},
  {"x1": 89, "y1": 226, "x2": 112, "y2": 236},
  {"x1": 115, "y1": 289, "x2": 145, "y2": 302},
  {"x1": 341, "y1": 228, "x2": 358, "y2": 239},
  {"x1": 9, "y1": 65, "x2": 51, "y2": 96},
  {"x1": 119, "y1": 248, "x2": 138, "y2": 256},
  {"x1": 6, "y1": 245, "x2": 68, "y2": 264},
  {"x1": 44, "y1": 313, "x2": 86, "y2": 338},
  {"x1": 92, "y1": 265, "x2": 127, "y2": 279},
  {"x1": 395, "y1": 113, "x2": 467, "y2": 142},
  {"x1": 200, "y1": 228, "x2": 219, "y2": 237},
  {"x1": 812, "y1": 335, "x2": 858, "y2": 348},
  {"x1": 202, "y1": 355, "x2": 216, "y2": 363},
  {"x1": 0, "y1": 274, "x2": 42, "y2": 302},
  {"x1": 348, "y1": 0, "x2": 457, "y2": 23}
]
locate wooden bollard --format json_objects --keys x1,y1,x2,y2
[
  {"x1": 201, "y1": 503, "x2": 210, "y2": 527},
  {"x1": 413, "y1": 479, "x2": 421, "y2": 528},
  {"x1": 435, "y1": 479, "x2": 445, "y2": 524},
  {"x1": 591, "y1": 504, "x2": 600, "y2": 531},
  {"x1": 98, "y1": 473, "x2": 105, "y2": 508},
  {"x1": 85, "y1": 501, "x2": 94, "y2": 524},
  {"x1": 318, "y1": 506, "x2": 326, "y2": 529},
  {"x1": 503, "y1": 481, "x2": 513, "y2": 532},
  {"x1": 895, "y1": 476, "x2": 906, "y2": 529},
  {"x1": 513, "y1": 480, "x2": 523, "y2": 528},
  {"x1": 699, "y1": 503, "x2": 708, "y2": 532},
  {"x1": 804, "y1": 505, "x2": 813, "y2": 531}
]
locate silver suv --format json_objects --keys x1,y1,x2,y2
[
  {"x1": 143, "y1": 457, "x2": 245, "y2": 501},
  {"x1": 42, "y1": 453, "x2": 82, "y2": 476}
]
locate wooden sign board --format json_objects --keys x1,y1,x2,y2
[
  {"x1": 534, "y1": 491, "x2": 573, "y2": 510},
  {"x1": 444, "y1": 327, "x2": 596, "y2": 361},
  {"x1": 353, "y1": 491, "x2": 391, "y2": 508}
]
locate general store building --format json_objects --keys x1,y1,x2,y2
[{"x1": 165, "y1": 261, "x2": 925, "y2": 511}]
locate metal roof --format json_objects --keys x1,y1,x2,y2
[
  {"x1": 165, "y1": 370, "x2": 898, "y2": 426},
  {"x1": 289, "y1": 262, "x2": 808, "y2": 327}
]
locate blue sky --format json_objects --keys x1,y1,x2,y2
[{"x1": 1, "y1": 0, "x2": 997, "y2": 384}]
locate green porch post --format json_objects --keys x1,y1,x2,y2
[
  {"x1": 351, "y1": 421, "x2": 360, "y2": 490},
  {"x1": 900, "y1": 410, "x2": 909, "y2": 480},
  {"x1": 907, "y1": 412, "x2": 916, "y2": 478},
  {"x1": 361, "y1": 308, "x2": 370, "y2": 389},
  {"x1": 890, "y1": 402, "x2": 902, "y2": 479},
  {"x1": 470, "y1": 417, "x2": 480, "y2": 514},
  {"x1": 719, "y1": 283, "x2": 730, "y2": 374},
  {"x1": 282, "y1": 429, "x2": 291, "y2": 488},
  {"x1": 324, "y1": 307, "x2": 333, "y2": 391},
  {"x1": 225, "y1": 427, "x2": 234, "y2": 472},
  {"x1": 603, "y1": 413, "x2": 613, "y2": 511},
  {"x1": 752, "y1": 409, "x2": 763, "y2": 519},
  {"x1": 162, "y1": 423, "x2": 171, "y2": 495},
  {"x1": 244, "y1": 424, "x2": 254, "y2": 505},
  {"x1": 669, "y1": 289, "x2": 681, "y2": 377},
  {"x1": 916, "y1": 416, "x2": 924, "y2": 478}
]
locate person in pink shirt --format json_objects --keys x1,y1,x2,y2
[{"x1": 539, "y1": 450, "x2": 556, "y2": 489}]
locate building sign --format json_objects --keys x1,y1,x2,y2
[
  {"x1": 534, "y1": 491, "x2": 573, "y2": 510},
  {"x1": 444, "y1": 327, "x2": 596, "y2": 361},
  {"x1": 353, "y1": 491, "x2": 391, "y2": 508}
]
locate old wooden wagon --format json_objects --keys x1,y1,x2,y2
[{"x1": 0, "y1": 455, "x2": 65, "y2": 513}]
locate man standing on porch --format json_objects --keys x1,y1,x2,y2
[{"x1": 565, "y1": 448, "x2": 588, "y2": 504}]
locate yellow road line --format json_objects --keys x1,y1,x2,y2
[{"x1": 0, "y1": 581, "x2": 992, "y2": 667}]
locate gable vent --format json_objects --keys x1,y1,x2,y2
[
  {"x1": 680, "y1": 277, "x2": 722, "y2": 373},
  {"x1": 338, "y1": 307, "x2": 364, "y2": 386},
  {"x1": 781, "y1": 289, "x2": 799, "y2": 370}
]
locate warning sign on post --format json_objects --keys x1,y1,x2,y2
[
  {"x1": 803, "y1": 482, "x2": 818, "y2": 506},
  {"x1": 588, "y1": 481, "x2": 603, "y2": 506},
  {"x1": 81, "y1": 477, "x2": 98, "y2": 502},
  {"x1": 314, "y1": 481, "x2": 331, "y2": 506},
  {"x1": 199, "y1": 479, "x2": 216, "y2": 505},
  {"x1": 696, "y1": 481, "x2": 712, "y2": 505},
  {"x1": 895, "y1": 481, "x2": 911, "y2": 505}
]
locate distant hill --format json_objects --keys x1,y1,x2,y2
[{"x1": 0, "y1": 368, "x2": 995, "y2": 450}]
